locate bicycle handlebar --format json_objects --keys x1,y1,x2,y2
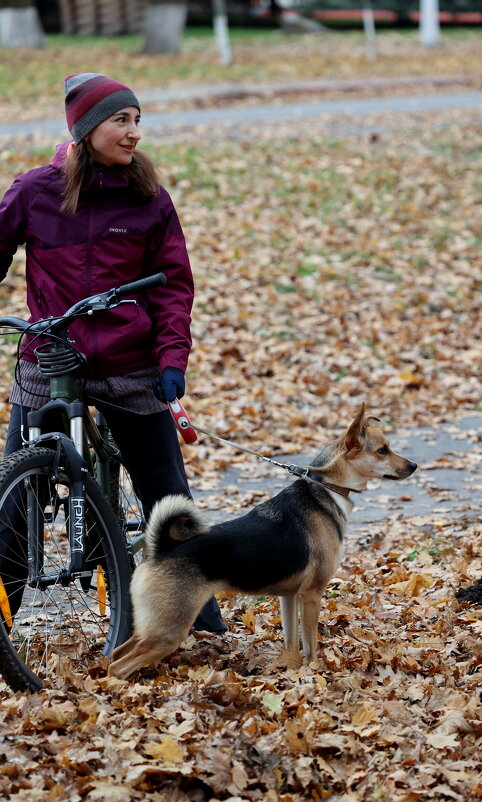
[
  {"x1": 115, "y1": 272, "x2": 167, "y2": 298},
  {"x1": 0, "y1": 271, "x2": 167, "y2": 336}
]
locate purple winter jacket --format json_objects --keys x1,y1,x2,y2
[{"x1": 0, "y1": 142, "x2": 194, "y2": 379}]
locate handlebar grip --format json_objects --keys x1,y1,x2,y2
[
  {"x1": 0, "y1": 316, "x2": 31, "y2": 331},
  {"x1": 115, "y1": 272, "x2": 167, "y2": 298}
]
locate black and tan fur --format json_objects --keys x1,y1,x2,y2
[{"x1": 108, "y1": 403, "x2": 416, "y2": 679}]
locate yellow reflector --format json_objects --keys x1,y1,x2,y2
[
  {"x1": 97, "y1": 566, "x2": 107, "y2": 616},
  {"x1": 0, "y1": 577, "x2": 13, "y2": 630}
]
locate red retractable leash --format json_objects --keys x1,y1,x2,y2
[{"x1": 167, "y1": 399, "x2": 198, "y2": 444}]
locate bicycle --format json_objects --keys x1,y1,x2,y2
[{"x1": 0, "y1": 272, "x2": 167, "y2": 692}]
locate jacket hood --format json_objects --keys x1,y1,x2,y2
[{"x1": 50, "y1": 141, "x2": 71, "y2": 170}]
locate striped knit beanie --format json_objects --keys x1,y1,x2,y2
[{"x1": 64, "y1": 73, "x2": 140, "y2": 145}]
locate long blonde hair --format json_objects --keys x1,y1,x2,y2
[{"x1": 61, "y1": 141, "x2": 160, "y2": 214}]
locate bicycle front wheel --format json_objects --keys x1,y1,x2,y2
[{"x1": 0, "y1": 447, "x2": 132, "y2": 692}]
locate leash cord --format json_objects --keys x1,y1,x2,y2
[
  {"x1": 181, "y1": 420, "x2": 309, "y2": 478},
  {"x1": 179, "y1": 415, "x2": 358, "y2": 497}
]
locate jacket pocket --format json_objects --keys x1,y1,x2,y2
[{"x1": 90, "y1": 303, "x2": 155, "y2": 360}]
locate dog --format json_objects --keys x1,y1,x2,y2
[{"x1": 108, "y1": 402, "x2": 417, "y2": 679}]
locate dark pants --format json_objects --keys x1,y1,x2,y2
[{"x1": 1, "y1": 404, "x2": 225, "y2": 633}]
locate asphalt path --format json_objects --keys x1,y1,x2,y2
[{"x1": 2, "y1": 89, "x2": 482, "y2": 140}]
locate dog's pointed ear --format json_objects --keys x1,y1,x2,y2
[{"x1": 343, "y1": 402, "x2": 366, "y2": 452}]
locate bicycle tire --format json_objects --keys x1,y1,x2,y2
[{"x1": 0, "y1": 446, "x2": 132, "y2": 692}]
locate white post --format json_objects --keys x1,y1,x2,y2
[
  {"x1": 0, "y1": 6, "x2": 44, "y2": 48},
  {"x1": 363, "y1": 4, "x2": 376, "y2": 61},
  {"x1": 420, "y1": 0, "x2": 440, "y2": 46},
  {"x1": 212, "y1": 0, "x2": 232, "y2": 67}
]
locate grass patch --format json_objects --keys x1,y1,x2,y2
[{"x1": 0, "y1": 27, "x2": 481, "y2": 115}]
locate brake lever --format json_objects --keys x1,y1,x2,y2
[
  {"x1": 84, "y1": 295, "x2": 138, "y2": 314},
  {"x1": 102, "y1": 298, "x2": 138, "y2": 312}
]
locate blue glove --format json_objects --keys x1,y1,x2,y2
[{"x1": 155, "y1": 367, "x2": 185, "y2": 403}]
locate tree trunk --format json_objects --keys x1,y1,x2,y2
[
  {"x1": 142, "y1": 0, "x2": 187, "y2": 55},
  {"x1": 212, "y1": 0, "x2": 232, "y2": 66},
  {"x1": 0, "y1": 0, "x2": 44, "y2": 47},
  {"x1": 420, "y1": 0, "x2": 440, "y2": 46}
]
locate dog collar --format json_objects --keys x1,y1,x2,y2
[
  {"x1": 320, "y1": 480, "x2": 355, "y2": 498},
  {"x1": 303, "y1": 469, "x2": 361, "y2": 498}
]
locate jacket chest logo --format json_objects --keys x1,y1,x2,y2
[{"x1": 109, "y1": 227, "x2": 128, "y2": 234}]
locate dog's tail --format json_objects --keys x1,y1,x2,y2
[{"x1": 144, "y1": 495, "x2": 209, "y2": 558}]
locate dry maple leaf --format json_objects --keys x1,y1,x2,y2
[
  {"x1": 388, "y1": 572, "x2": 435, "y2": 596},
  {"x1": 86, "y1": 783, "x2": 132, "y2": 802},
  {"x1": 432, "y1": 710, "x2": 472, "y2": 736},
  {"x1": 425, "y1": 732, "x2": 460, "y2": 750},
  {"x1": 143, "y1": 736, "x2": 186, "y2": 764},
  {"x1": 240, "y1": 609, "x2": 257, "y2": 633}
]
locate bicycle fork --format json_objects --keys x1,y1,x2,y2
[{"x1": 25, "y1": 429, "x2": 90, "y2": 589}]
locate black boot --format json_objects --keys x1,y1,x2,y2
[{"x1": 193, "y1": 595, "x2": 227, "y2": 634}]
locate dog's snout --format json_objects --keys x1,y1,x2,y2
[{"x1": 384, "y1": 459, "x2": 418, "y2": 480}]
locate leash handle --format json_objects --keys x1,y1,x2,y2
[{"x1": 168, "y1": 399, "x2": 198, "y2": 444}]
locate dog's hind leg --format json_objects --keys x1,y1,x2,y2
[
  {"x1": 299, "y1": 592, "x2": 322, "y2": 661},
  {"x1": 279, "y1": 595, "x2": 299, "y2": 652},
  {"x1": 111, "y1": 635, "x2": 140, "y2": 662},
  {"x1": 108, "y1": 634, "x2": 182, "y2": 680},
  {"x1": 108, "y1": 581, "x2": 219, "y2": 680}
]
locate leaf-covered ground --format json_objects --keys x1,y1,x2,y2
[
  {"x1": 0, "y1": 512, "x2": 481, "y2": 801},
  {"x1": 0, "y1": 31, "x2": 481, "y2": 801}
]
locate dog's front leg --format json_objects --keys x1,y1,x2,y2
[
  {"x1": 279, "y1": 595, "x2": 299, "y2": 652},
  {"x1": 299, "y1": 592, "x2": 321, "y2": 661}
]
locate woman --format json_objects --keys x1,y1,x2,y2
[{"x1": 0, "y1": 72, "x2": 225, "y2": 633}]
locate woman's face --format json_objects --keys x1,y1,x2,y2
[{"x1": 85, "y1": 106, "x2": 141, "y2": 166}]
